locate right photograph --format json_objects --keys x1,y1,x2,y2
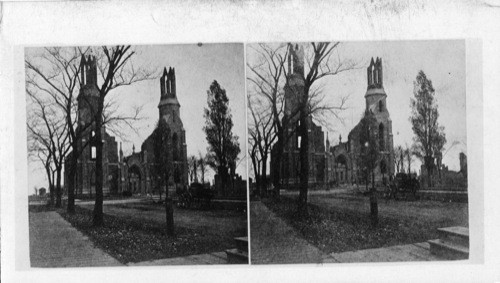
[{"x1": 247, "y1": 41, "x2": 469, "y2": 264}]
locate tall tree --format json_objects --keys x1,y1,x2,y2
[
  {"x1": 203, "y1": 80, "x2": 241, "y2": 195},
  {"x1": 357, "y1": 110, "x2": 380, "y2": 226},
  {"x1": 297, "y1": 42, "x2": 355, "y2": 213},
  {"x1": 152, "y1": 118, "x2": 174, "y2": 236},
  {"x1": 91, "y1": 46, "x2": 157, "y2": 226},
  {"x1": 410, "y1": 71, "x2": 446, "y2": 187}
]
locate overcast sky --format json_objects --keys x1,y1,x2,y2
[
  {"x1": 248, "y1": 40, "x2": 466, "y2": 173},
  {"x1": 27, "y1": 43, "x2": 246, "y2": 192}
]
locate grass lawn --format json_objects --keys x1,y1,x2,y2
[
  {"x1": 59, "y1": 205, "x2": 246, "y2": 264},
  {"x1": 262, "y1": 193, "x2": 468, "y2": 255}
]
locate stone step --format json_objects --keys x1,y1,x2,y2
[
  {"x1": 234, "y1": 237, "x2": 248, "y2": 252},
  {"x1": 428, "y1": 239, "x2": 469, "y2": 260},
  {"x1": 225, "y1": 248, "x2": 249, "y2": 264},
  {"x1": 437, "y1": 226, "x2": 469, "y2": 247}
]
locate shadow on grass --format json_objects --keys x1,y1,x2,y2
[
  {"x1": 58, "y1": 206, "x2": 236, "y2": 264},
  {"x1": 262, "y1": 196, "x2": 462, "y2": 255}
]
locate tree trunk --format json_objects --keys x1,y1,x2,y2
[
  {"x1": 93, "y1": 103, "x2": 104, "y2": 227},
  {"x1": 67, "y1": 154, "x2": 77, "y2": 213},
  {"x1": 426, "y1": 165, "x2": 432, "y2": 188},
  {"x1": 261, "y1": 156, "x2": 268, "y2": 197},
  {"x1": 370, "y1": 169, "x2": 378, "y2": 227},
  {"x1": 298, "y1": 108, "x2": 309, "y2": 214},
  {"x1": 164, "y1": 175, "x2": 174, "y2": 236},
  {"x1": 165, "y1": 197, "x2": 175, "y2": 236},
  {"x1": 55, "y1": 168, "x2": 62, "y2": 208},
  {"x1": 272, "y1": 138, "x2": 283, "y2": 199},
  {"x1": 45, "y1": 165, "x2": 54, "y2": 206}
]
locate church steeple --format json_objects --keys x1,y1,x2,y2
[
  {"x1": 77, "y1": 54, "x2": 99, "y2": 126},
  {"x1": 160, "y1": 67, "x2": 177, "y2": 99},
  {"x1": 365, "y1": 57, "x2": 387, "y2": 112},
  {"x1": 367, "y1": 57, "x2": 383, "y2": 90},
  {"x1": 158, "y1": 66, "x2": 181, "y2": 120},
  {"x1": 287, "y1": 43, "x2": 305, "y2": 77},
  {"x1": 284, "y1": 43, "x2": 305, "y2": 117}
]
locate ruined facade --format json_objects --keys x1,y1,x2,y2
[
  {"x1": 66, "y1": 58, "x2": 188, "y2": 196},
  {"x1": 272, "y1": 46, "x2": 394, "y2": 189},
  {"x1": 119, "y1": 67, "x2": 189, "y2": 194},
  {"x1": 328, "y1": 57, "x2": 395, "y2": 186},
  {"x1": 273, "y1": 44, "x2": 327, "y2": 189},
  {"x1": 65, "y1": 55, "x2": 120, "y2": 196}
]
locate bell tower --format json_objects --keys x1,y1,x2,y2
[
  {"x1": 158, "y1": 67, "x2": 181, "y2": 122},
  {"x1": 284, "y1": 43, "x2": 305, "y2": 117},
  {"x1": 364, "y1": 57, "x2": 394, "y2": 178},
  {"x1": 77, "y1": 54, "x2": 100, "y2": 127},
  {"x1": 365, "y1": 57, "x2": 388, "y2": 116}
]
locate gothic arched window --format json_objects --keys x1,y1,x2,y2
[
  {"x1": 379, "y1": 100, "x2": 384, "y2": 112},
  {"x1": 379, "y1": 123, "x2": 385, "y2": 151}
]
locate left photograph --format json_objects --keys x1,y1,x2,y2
[{"x1": 25, "y1": 44, "x2": 248, "y2": 267}]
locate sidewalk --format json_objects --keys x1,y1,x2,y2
[
  {"x1": 324, "y1": 242, "x2": 441, "y2": 263},
  {"x1": 250, "y1": 201, "x2": 324, "y2": 264},
  {"x1": 128, "y1": 252, "x2": 228, "y2": 266},
  {"x1": 29, "y1": 211, "x2": 122, "y2": 268}
]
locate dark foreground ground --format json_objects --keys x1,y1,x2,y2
[
  {"x1": 260, "y1": 190, "x2": 468, "y2": 256},
  {"x1": 31, "y1": 201, "x2": 247, "y2": 264}
]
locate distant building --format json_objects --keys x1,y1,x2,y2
[
  {"x1": 420, "y1": 152, "x2": 467, "y2": 189},
  {"x1": 271, "y1": 44, "x2": 394, "y2": 189}
]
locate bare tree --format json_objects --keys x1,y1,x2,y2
[
  {"x1": 25, "y1": 46, "x2": 156, "y2": 224},
  {"x1": 297, "y1": 42, "x2": 356, "y2": 213},
  {"x1": 152, "y1": 118, "x2": 174, "y2": 235},
  {"x1": 26, "y1": 89, "x2": 71, "y2": 207},
  {"x1": 247, "y1": 94, "x2": 276, "y2": 197},
  {"x1": 247, "y1": 43, "x2": 355, "y2": 207},
  {"x1": 404, "y1": 143, "x2": 414, "y2": 174},
  {"x1": 248, "y1": 123, "x2": 262, "y2": 194},
  {"x1": 247, "y1": 43, "x2": 289, "y2": 198},
  {"x1": 198, "y1": 152, "x2": 208, "y2": 184},
  {"x1": 91, "y1": 46, "x2": 157, "y2": 226},
  {"x1": 357, "y1": 110, "x2": 380, "y2": 227},
  {"x1": 394, "y1": 145, "x2": 404, "y2": 173}
]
